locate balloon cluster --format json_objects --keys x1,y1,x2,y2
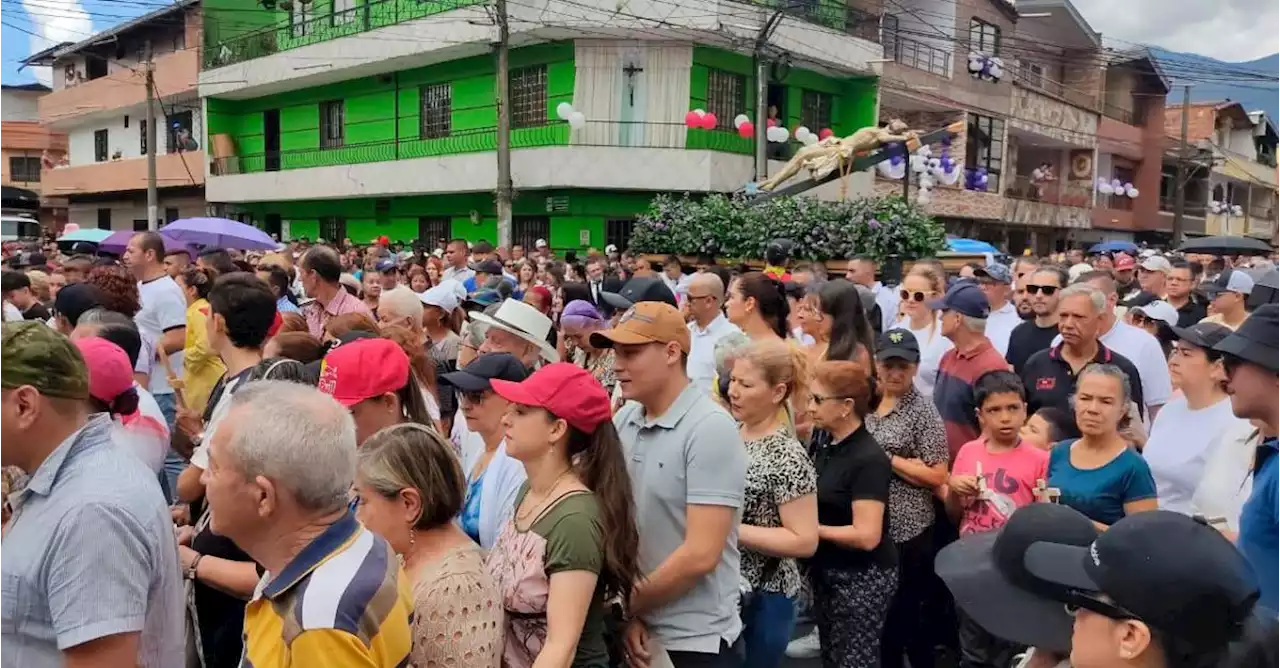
[
  {"x1": 968, "y1": 52, "x2": 1004, "y2": 82},
  {"x1": 765, "y1": 118, "x2": 790, "y2": 143},
  {"x1": 685, "y1": 109, "x2": 719, "y2": 131},
  {"x1": 733, "y1": 114, "x2": 754, "y2": 138},
  {"x1": 1097, "y1": 178, "x2": 1139, "y2": 199},
  {"x1": 875, "y1": 144, "x2": 961, "y2": 205},
  {"x1": 964, "y1": 166, "x2": 990, "y2": 191},
  {"x1": 556, "y1": 102, "x2": 587, "y2": 130},
  {"x1": 1209, "y1": 200, "x2": 1244, "y2": 216}
]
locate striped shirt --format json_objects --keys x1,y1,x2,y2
[
  {"x1": 240, "y1": 511, "x2": 413, "y2": 668},
  {"x1": 933, "y1": 338, "x2": 1011, "y2": 460}
]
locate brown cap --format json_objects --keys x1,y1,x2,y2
[{"x1": 590, "y1": 301, "x2": 691, "y2": 354}]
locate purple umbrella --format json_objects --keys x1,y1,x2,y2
[
  {"x1": 160, "y1": 217, "x2": 277, "y2": 251},
  {"x1": 97, "y1": 229, "x2": 195, "y2": 256}
]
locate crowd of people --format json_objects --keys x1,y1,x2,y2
[{"x1": 1, "y1": 230, "x2": 1277, "y2": 668}]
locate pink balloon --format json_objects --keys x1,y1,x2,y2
[
  {"x1": 701, "y1": 113, "x2": 718, "y2": 130},
  {"x1": 766, "y1": 118, "x2": 778, "y2": 128},
  {"x1": 685, "y1": 111, "x2": 701, "y2": 128},
  {"x1": 819, "y1": 128, "x2": 833, "y2": 140},
  {"x1": 63, "y1": 223, "x2": 81, "y2": 233},
  {"x1": 738, "y1": 121, "x2": 755, "y2": 138}
]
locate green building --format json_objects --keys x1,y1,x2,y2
[{"x1": 199, "y1": 0, "x2": 884, "y2": 249}]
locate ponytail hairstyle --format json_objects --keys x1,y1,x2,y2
[
  {"x1": 93, "y1": 385, "x2": 140, "y2": 417},
  {"x1": 736, "y1": 271, "x2": 791, "y2": 338},
  {"x1": 179, "y1": 266, "x2": 218, "y2": 301},
  {"x1": 735, "y1": 338, "x2": 811, "y2": 404},
  {"x1": 566, "y1": 420, "x2": 640, "y2": 608}
]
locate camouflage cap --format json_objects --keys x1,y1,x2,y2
[{"x1": 0, "y1": 322, "x2": 90, "y2": 400}]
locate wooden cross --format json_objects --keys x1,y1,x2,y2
[
  {"x1": 622, "y1": 63, "x2": 644, "y2": 106},
  {"x1": 975, "y1": 461, "x2": 989, "y2": 500}
]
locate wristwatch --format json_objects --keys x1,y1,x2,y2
[{"x1": 186, "y1": 553, "x2": 204, "y2": 581}]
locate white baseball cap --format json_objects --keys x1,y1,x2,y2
[
  {"x1": 1131, "y1": 300, "x2": 1178, "y2": 329},
  {"x1": 535, "y1": 238, "x2": 548, "y2": 249},
  {"x1": 1139, "y1": 256, "x2": 1173, "y2": 274},
  {"x1": 419, "y1": 283, "x2": 460, "y2": 313}
]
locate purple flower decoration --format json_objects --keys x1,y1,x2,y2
[{"x1": 867, "y1": 217, "x2": 882, "y2": 230}]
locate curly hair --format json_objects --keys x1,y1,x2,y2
[{"x1": 86, "y1": 265, "x2": 141, "y2": 317}]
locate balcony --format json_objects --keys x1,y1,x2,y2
[
  {"x1": 883, "y1": 30, "x2": 951, "y2": 77},
  {"x1": 1158, "y1": 195, "x2": 1207, "y2": 216},
  {"x1": 1009, "y1": 86, "x2": 1099, "y2": 145},
  {"x1": 1012, "y1": 61, "x2": 1100, "y2": 112},
  {"x1": 40, "y1": 50, "x2": 198, "y2": 128},
  {"x1": 1003, "y1": 174, "x2": 1092, "y2": 229},
  {"x1": 43, "y1": 151, "x2": 204, "y2": 196}
]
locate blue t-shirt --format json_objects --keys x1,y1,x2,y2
[
  {"x1": 1047, "y1": 439, "x2": 1157, "y2": 526},
  {"x1": 1240, "y1": 438, "x2": 1279, "y2": 612},
  {"x1": 460, "y1": 474, "x2": 485, "y2": 544}
]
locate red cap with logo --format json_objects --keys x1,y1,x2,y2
[
  {"x1": 489, "y1": 362, "x2": 612, "y2": 433},
  {"x1": 1113, "y1": 253, "x2": 1136, "y2": 271},
  {"x1": 317, "y1": 337, "x2": 409, "y2": 406}
]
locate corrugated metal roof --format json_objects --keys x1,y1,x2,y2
[{"x1": 21, "y1": 0, "x2": 198, "y2": 66}]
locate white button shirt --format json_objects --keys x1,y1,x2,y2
[
  {"x1": 687, "y1": 313, "x2": 741, "y2": 393},
  {"x1": 984, "y1": 301, "x2": 1021, "y2": 357}
]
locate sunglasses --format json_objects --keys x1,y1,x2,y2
[
  {"x1": 460, "y1": 390, "x2": 488, "y2": 405},
  {"x1": 1025, "y1": 285, "x2": 1059, "y2": 296},
  {"x1": 899, "y1": 289, "x2": 932, "y2": 302},
  {"x1": 1064, "y1": 591, "x2": 1140, "y2": 622}
]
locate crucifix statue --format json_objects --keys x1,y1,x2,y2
[{"x1": 622, "y1": 62, "x2": 644, "y2": 106}]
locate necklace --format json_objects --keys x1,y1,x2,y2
[{"x1": 516, "y1": 467, "x2": 574, "y2": 522}]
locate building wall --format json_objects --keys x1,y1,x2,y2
[
  {"x1": 67, "y1": 107, "x2": 205, "y2": 165},
  {"x1": 1, "y1": 91, "x2": 42, "y2": 121},
  {"x1": 67, "y1": 193, "x2": 206, "y2": 230}
]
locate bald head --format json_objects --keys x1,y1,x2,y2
[
  {"x1": 686, "y1": 272, "x2": 725, "y2": 327},
  {"x1": 689, "y1": 272, "x2": 726, "y2": 301}
]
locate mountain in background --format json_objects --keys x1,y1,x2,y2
[{"x1": 1149, "y1": 48, "x2": 1278, "y2": 121}]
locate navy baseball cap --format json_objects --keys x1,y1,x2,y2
[
  {"x1": 930, "y1": 281, "x2": 990, "y2": 319},
  {"x1": 439, "y1": 352, "x2": 529, "y2": 392},
  {"x1": 374, "y1": 258, "x2": 398, "y2": 273},
  {"x1": 469, "y1": 258, "x2": 504, "y2": 275},
  {"x1": 602, "y1": 276, "x2": 677, "y2": 310},
  {"x1": 975, "y1": 263, "x2": 1012, "y2": 284},
  {"x1": 1213, "y1": 303, "x2": 1278, "y2": 373},
  {"x1": 462, "y1": 288, "x2": 503, "y2": 312},
  {"x1": 1024, "y1": 510, "x2": 1259, "y2": 651},
  {"x1": 876, "y1": 328, "x2": 921, "y2": 363}
]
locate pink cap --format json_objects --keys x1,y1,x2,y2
[{"x1": 73, "y1": 337, "x2": 135, "y2": 405}]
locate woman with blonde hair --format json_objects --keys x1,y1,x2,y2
[
  {"x1": 355, "y1": 423, "x2": 503, "y2": 667},
  {"x1": 728, "y1": 339, "x2": 819, "y2": 668},
  {"x1": 891, "y1": 264, "x2": 951, "y2": 398}
]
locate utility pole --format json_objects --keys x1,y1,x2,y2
[
  {"x1": 494, "y1": 0, "x2": 513, "y2": 248},
  {"x1": 753, "y1": 9, "x2": 786, "y2": 181},
  {"x1": 1172, "y1": 83, "x2": 1191, "y2": 247},
  {"x1": 145, "y1": 40, "x2": 159, "y2": 231}
]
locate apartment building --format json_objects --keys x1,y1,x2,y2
[
  {"x1": 1160, "y1": 101, "x2": 1278, "y2": 243},
  {"x1": 1093, "y1": 52, "x2": 1169, "y2": 245},
  {"x1": 197, "y1": 0, "x2": 883, "y2": 247},
  {"x1": 22, "y1": 0, "x2": 206, "y2": 232},
  {"x1": 1, "y1": 83, "x2": 68, "y2": 229}
]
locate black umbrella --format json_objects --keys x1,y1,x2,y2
[{"x1": 1177, "y1": 235, "x2": 1274, "y2": 255}]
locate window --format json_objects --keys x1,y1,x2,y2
[
  {"x1": 510, "y1": 65, "x2": 547, "y2": 129},
  {"x1": 418, "y1": 217, "x2": 451, "y2": 246},
  {"x1": 706, "y1": 70, "x2": 745, "y2": 131},
  {"x1": 512, "y1": 217, "x2": 550, "y2": 253},
  {"x1": 969, "y1": 18, "x2": 1001, "y2": 55},
  {"x1": 332, "y1": 0, "x2": 356, "y2": 25},
  {"x1": 8, "y1": 157, "x2": 41, "y2": 182},
  {"x1": 140, "y1": 119, "x2": 148, "y2": 154},
  {"x1": 965, "y1": 114, "x2": 1004, "y2": 192},
  {"x1": 419, "y1": 83, "x2": 452, "y2": 139},
  {"x1": 319, "y1": 216, "x2": 346, "y2": 243},
  {"x1": 801, "y1": 90, "x2": 832, "y2": 133},
  {"x1": 96, "y1": 208, "x2": 112, "y2": 230},
  {"x1": 320, "y1": 100, "x2": 345, "y2": 149},
  {"x1": 606, "y1": 218, "x2": 634, "y2": 252},
  {"x1": 1017, "y1": 61, "x2": 1044, "y2": 88},
  {"x1": 85, "y1": 56, "x2": 108, "y2": 80},
  {"x1": 132, "y1": 219, "x2": 148, "y2": 231},
  {"x1": 167, "y1": 110, "x2": 195, "y2": 153},
  {"x1": 165, "y1": 208, "x2": 180, "y2": 223},
  {"x1": 94, "y1": 129, "x2": 109, "y2": 162},
  {"x1": 291, "y1": 2, "x2": 311, "y2": 37}
]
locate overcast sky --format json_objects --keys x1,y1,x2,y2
[{"x1": 1075, "y1": 0, "x2": 1279, "y2": 62}]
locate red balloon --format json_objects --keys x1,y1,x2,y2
[
  {"x1": 766, "y1": 118, "x2": 778, "y2": 128},
  {"x1": 685, "y1": 111, "x2": 701, "y2": 128},
  {"x1": 701, "y1": 113, "x2": 718, "y2": 130},
  {"x1": 818, "y1": 128, "x2": 833, "y2": 140},
  {"x1": 738, "y1": 121, "x2": 754, "y2": 138}
]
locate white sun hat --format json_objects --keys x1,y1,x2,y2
[{"x1": 467, "y1": 298, "x2": 559, "y2": 362}]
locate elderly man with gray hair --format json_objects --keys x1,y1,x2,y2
[
  {"x1": 203, "y1": 381, "x2": 413, "y2": 667},
  {"x1": 931, "y1": 281, "x2": 1012, "y2": 459},
  {"x1": 686, "y1": 272, "x2": 742, "y2": 393}
]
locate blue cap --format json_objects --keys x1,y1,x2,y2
[
  {"x1": 930, "y1": 282, "x2": 990, "y2": 319},
  {"x1": 975, "y1": 263, "x2": 1012, "y2": 284},
  {"x1": 374, "y1": 258, "x2": 397, "y2": 273},
  {"x1": 463, "y1": 289, "x2": 503, "y2": 311}
]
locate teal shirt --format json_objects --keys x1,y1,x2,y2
[{"x1": 1047, "y1": 439, "x2": 1156, "y2": 526}]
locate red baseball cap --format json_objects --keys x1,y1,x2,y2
[
  {"x1": 1113, "y1": 253, "x2": 1136, "y2": 271},
  {"x1": 317, "y1": 338, "x2": 409, "y2": 406},
  {"x1": 490, "y1": 363, "x2": 612, "y2": 433}
]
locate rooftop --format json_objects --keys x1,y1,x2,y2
[{"x1": 21, "y1": 0, "x2": 197, "y2": 66}]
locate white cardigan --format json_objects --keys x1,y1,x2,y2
[{"x1": 458, "y1": 425, "x2": 527, "y2": 550}]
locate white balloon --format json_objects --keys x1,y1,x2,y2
[
  {"x1": 734, "y1": 114, "x2": 749, "y2": 129},
  {"x1": 556, "y1": 102, "x2": 574, "y2": 120},
  {"x1": 568, "y1": 111, "x2": 587, "y2": 129},
  {"x1": 693, "y1": 109, "x2": 706, "y2": 117},
  {"x1": 1099, "y1": 183, "x2": 1114, "y2": 195},
  {"x1": 803, "y1": 134, "x2": 820, "y2": 146},
  {"x1": 1126, "y1": 187, "x2": 1139, "y2": 199},
  {"x1": 795, "y1": 126, "x2": 811, "y2": 140}
]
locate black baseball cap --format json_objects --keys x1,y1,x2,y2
[
  {"x1": 1170, "y1": 321, "x2": 1232, "y2": 351},
  {"x1": 439, "y1": 352, "x2": 529, "y2": 392},
  {"x1": 602, "y1": 276, "x2": 677, "y2": 310},
  {"x1": 876, "y1": 328, "x2": 921, "y2": 363},
  {"x1": 764, "y1": 238, "x2": 794, "y2": 265},
  {"x1": 52, "y1": 283, "x2": 104, "y2": 327},
  {"x1": 1024, "y1": 510, "x2": 1259, "y2": 650},
  {"x1": 936, "y1": 504, "x2": 1099, "y2": 653},
  {"x1": 1213, "y1": 303, "x2": 1279, "y2": 373},
  {"x1": 469, "y1": 258, "x2": 504, "y2": 275}
]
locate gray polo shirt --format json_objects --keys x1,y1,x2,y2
[
  {"x1": 2, "y1": 415, "x2": 183, "y2": 667},
  {"x1": 615, "y1": 383, "x2": 747, "y2": 654}
]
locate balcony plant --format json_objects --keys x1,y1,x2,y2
[{"x1": 630, "y1": 193, "x2": 946, "y2": 265}]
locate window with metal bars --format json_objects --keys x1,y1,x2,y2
[
  {"x1": 605, "y1": 219, "x2": 634, "y2": 252},
  {"x1": 319, "y1": 216, "x2": 346, "y2": 243},
  {"x1": 512, "y1": 217, "x2": 550, "y2": 252},
  {"x1": 706, "y1": 70, "x2": 745, "y2": 131},
  {"x1": 419, "y1": 83, "x2": 452, "y2": 139},
  {"x1": 510, "y1": 66, "x2": 548, "y2": 129},
  {"x1": 801, "y1": 90, "x2": 832, "y2": 133},
  {"x1": 332, "y1": 0, "x2": 356, "y2": 25},
  {"x1": 969, "y1": 18, "x2": 1001, "y2": 55},
  {"x1": 418, "y1": 217, "x2": 451, "y2": 246},
  {"x1": 965, "y1": 114, "x2": 1004, "y2": 192},
  {"x1": 320, "y1": 100, "x2": 345, "y2": 149},
  {"x1": 8, "y1": 157, "x2": 40, "y2": 182},
  {"x1": 94, "y1": 129, "x2": 109, "y2": 162}
]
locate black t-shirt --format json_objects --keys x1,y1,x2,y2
[
  {"x1": 191, "y1": 523, "x2": 254, "y2": 668},
  {"x1": 22, "y1": 301, "x2": 49, "y2": 321},
  {"x1": 810, "y1": 426, "x2": 897, "y2": 570},
  {"x1": 1006, "y1": 320, "x2": 1060, "y2": 376},
  {"x1": 1020, "y1": 343, "x2": 1145, "y2": 438},
  {"x1": 1172, "y1": 298, "x2": 1207, "y2": 328}
]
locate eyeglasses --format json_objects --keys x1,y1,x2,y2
[
  {"x1": 460, "y1": 390, "x2": 488, "y2": 405},
  {"x1": 899, "y1": 289, "x2": 932, "y2": 302},
  {"x1": 1064, "y1": 591, "x2": 1140, "y2": 622},
  {"x1": 1025, "y1": 285, "x2": 1059, "y2": 296},
  {"x1": 809, "y1": 393, "x2": 854, "y2": 404}
]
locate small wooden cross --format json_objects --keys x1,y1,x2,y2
[
  {"x1": 975, "y1": 461, "x2": 989, "y2": 499},
  {"x1": 1034, "y1": 478, "x2": 1061, "y2": 504}
]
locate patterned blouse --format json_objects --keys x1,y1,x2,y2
[
  {"x1": 408, "y1": 544, "x2": 503, "y2": 668},
  {"x1": 572, "y1": 346, "x2": 617, "y2": 396},
  {"x1": 865, "y1": 386, "x2": 949, "y2": 543},
  {"x1": 741, "y1": 427, "x2": 818, "y2": 598}
]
